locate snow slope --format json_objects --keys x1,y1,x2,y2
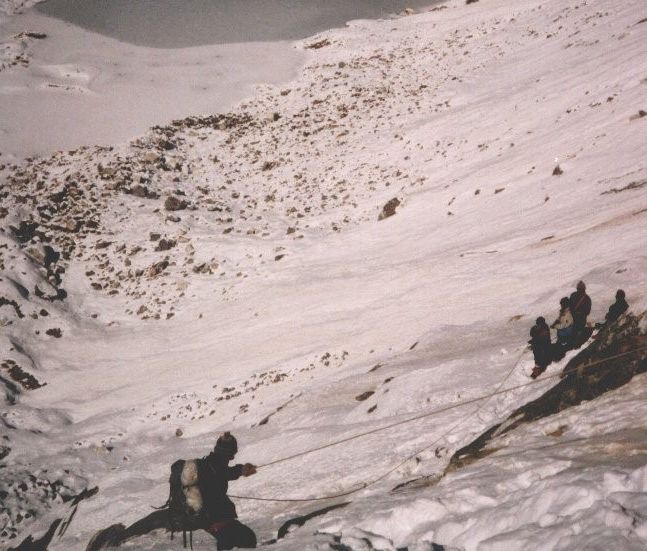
[{"x1": 2, "y1": 0, "x2": 647, "y2": 549}]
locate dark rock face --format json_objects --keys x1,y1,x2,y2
[
  {"x1": 378, "y1": 197, "x2": 401, "y2": 221},
  {"x1": 9, "y1": 221, "x2": 40, "y2": 244},
  {"x1": 448, "y1": 313, "x2": 647, "y2": 472}
]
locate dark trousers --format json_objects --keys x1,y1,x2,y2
[{"x1": 206, "y1": 520, "x2": 256, "y2": 550}]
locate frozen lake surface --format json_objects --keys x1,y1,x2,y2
[{"x1": 37, "y1": 0, "x2": 441, "y2": 48}]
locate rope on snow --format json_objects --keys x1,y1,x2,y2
[{"x1": 229, "y1": 344, "x2": 647, "y2": 502}]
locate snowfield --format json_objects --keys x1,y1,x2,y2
[{"x1": 1, "y1": 0, "x2": 647, "y2": 550}]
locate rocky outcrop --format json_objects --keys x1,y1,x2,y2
[{"x1": 448, "y1": 313, "x2": 647, "y2": 471}]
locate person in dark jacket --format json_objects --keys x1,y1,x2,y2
[
  {"x1": 529, "y1": 317, "x2": 552, "y2": 378},
  {"x1": 605, "y1": 289, "x2": 628, "y2": 324},
  {"x1": 198, "y1": 432, "x2": 257, "y2": 550},
  {"x1": 568, "y1": 280, "x2": 592, "y2": 345}
]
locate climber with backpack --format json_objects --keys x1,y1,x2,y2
[{"x1": 166, "y1": 432, "x2": 257, "y2": 550}]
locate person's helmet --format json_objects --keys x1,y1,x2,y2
[
  {"x1": 214, "y1": 432, "x2": 238, "y2": 458},
  {"x1": 576, "y1": 280, "x2": 586, "y2": 291},
  {"x1": 560, "y1": 297, "x2": 569, "y2": 307},
  {"x1": 536, "y1": 316, "x2": 546, "y2": 325},
  {"x1": 616, "y1": 289, "x2": 625, "y2": 300}
]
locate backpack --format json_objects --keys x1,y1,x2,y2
[{"x1": 166, "y1": 459, "x2": 206, "y2": 549}]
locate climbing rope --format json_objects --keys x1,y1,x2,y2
[{"x1": 229, "y1": 344, "x2": 647, "y2": 502}]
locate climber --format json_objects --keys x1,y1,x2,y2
[
  {"x1": 568, "y1": 280, "x2": 592, "y2": 347},
  {"x1": 551, "y1": 296, "x2": 574, "y2": 347},
  {"x1": 198, "y1": 432, "x2": 258, "y2": 550},
  {"x1": 595, "y1": 289, "x2": 629, "y2": 329},
  {"x1": 529, "y1": 317, "x2": 552, "y2": 378}
]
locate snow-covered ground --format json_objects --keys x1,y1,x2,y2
[
  {"x1": 0, "y1": 4, "x2": 305, "y2": 158},
  {"x1": 1, "y1": 0, "x2": 647, "y2": 549}
]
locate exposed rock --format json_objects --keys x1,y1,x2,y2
[
  {"x1": 148, "y1": 260, "x2": 169, "y2": 277},
  {"x1": 1, "y1": 360, "x2": 45, "y2": 390},
  {"x1": 155, "y1": 238, "x2": 176, "y2": 252},
  {"x1": 0, "y1": 297, "x2": 24, "y2": 318},
  {"x1": 164, "y1": 196, "x2": 188, "y2": 211},
  {"x1": 448, "y1": 313, "x2": 647, "y2": 472},
  {"x1": 552, "y1": 164, "x2": 563, "y2": 176},
  {"x1": 50, "y1": 218, "x2": 83, "y2": 233},
  {"x1": 141, "y1": 151, "x2": 160, "y2": 164},
  {"x1": 45, "y1": 328, "x2": 62, "y2": 338},
  {"x1": 306, "y1": 38, "x2": 331, "y2": 50},
  {"x1": 601, "y1": 179, "x2": 647, "y2": 195},
  {"x1": 98, "y1": 165, "x2": 117, "y2": 179},
  {"x1": 378, "y1": 197, "x2": 401, "y2": 221},
  {"x1": 355, "y1": 391, "x2": 375, "y2": 401},
  {"x1": 9, "y1": 221, "x2": 39, "y2": 243},
  {"x1": 126, "y1": 185, "x2": 159, "y2": 200}
]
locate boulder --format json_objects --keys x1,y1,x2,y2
[
  {"x1": 164, "y1": 196, "x2": 188, "y2": 211},
  {"x1": 378, "y1": 198, "x2": 401, "y2": 221}
]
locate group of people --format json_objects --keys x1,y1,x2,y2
[
  {"x1": 173, "y1": 283, "x2": 630, "y2": 549},
  {"x1": 529, "y1": 281, "x2": 629, "y2": 378}
]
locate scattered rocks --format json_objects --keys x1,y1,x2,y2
[
  {"x1": 0, "y1": 297, "x2": 24, "y2": 319},
  {"x1": 1, "y1": 360, "x2": 45, "y2": 390},
  {"x1": 601, "y1": 179, "x2": 647, "y2": 195},
  {"x1": 192, "y1": 263, "x2": 211, "y2": 274},
  {"x1": 306, "y1": 38, "x2": 331, "y2": 50},
  {"x1": 141, "y1": 151, "x2": 160, "y2": 164}
]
